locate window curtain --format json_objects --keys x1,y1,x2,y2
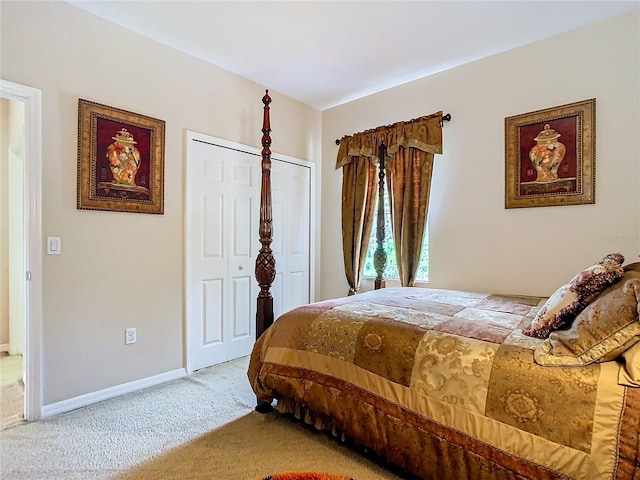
[
  {"x1": 336, "y1": 111, "x2": 443, "y2": 291},
  {"x1": 386, "y1": 147, "x2": 434, "y2": 286},
  {"x1": 339, "y1": 152, "x2": 378, "y2": 295}
]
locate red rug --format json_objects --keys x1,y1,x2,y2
[{"x1": 262, "y1": 473, "x2": 353, "y2": 480}]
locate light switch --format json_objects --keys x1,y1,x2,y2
[{"x1": 47, "y1": 237, "x2": 61, "y2": 255}]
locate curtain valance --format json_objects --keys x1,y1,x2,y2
[{"x1": 335, "y1": 111, "x2": 443, "y2": 169}]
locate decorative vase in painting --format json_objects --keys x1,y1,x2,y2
[
  {"x1": 106, "y1": 128, "x2": 141, "y2": 187},
  {"x1": 528, "y1": 124, "x2": 566, "y2": 183}
]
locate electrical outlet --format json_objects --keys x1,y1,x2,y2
[{"x1": 125, "y1": 328, "x2": 137, "y2": 345}]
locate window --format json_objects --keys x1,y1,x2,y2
[{"x1": 363, "y1": 190, "x2": 429, "y2": 282}]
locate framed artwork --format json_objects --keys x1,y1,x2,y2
[
  {"x1": 504, "y1": 98, "x2": 595, "y2": 209},
  {"x1": 77, "y1": 99, "x2": 165, "y2": 214}
]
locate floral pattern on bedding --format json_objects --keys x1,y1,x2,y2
[
  {"x1": 486, "y1": 343, "x2": 599, "y2": 452},
  {"x1": 411, "y1": 330, "x2": 498, "y2": 413}
]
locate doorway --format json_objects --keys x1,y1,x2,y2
[{"x1": 0, "y1": 79, "x2": 43, "y2": 424}]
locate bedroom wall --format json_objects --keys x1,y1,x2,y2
[
  {"x1": 0, "y1": 1, "x2": 321, "y2": 405},
  {"x1": 321, "y1": 10, "x2": 640, "y2": 301}
]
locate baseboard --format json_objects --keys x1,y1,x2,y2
[
  {"x1": 42, "y1": 368, "x2": 187, "y2": 419},
  {"x1": 0, "y1": 343, "x2": 8, "y2": 353}
]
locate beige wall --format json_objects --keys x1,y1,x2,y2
[
  {"x1": 0, "y1": 1, "x2": 321, "y2": 404},
  {"x1": 321, "y1": 10, "x2": 640, "y2": 301}
]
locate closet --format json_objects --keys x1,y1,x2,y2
[{"x1": 185, "y1": 132, "x2": 312, "y2": 371}]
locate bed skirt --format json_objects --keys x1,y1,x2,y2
[{"x1": 268, "y1": 384, "x2": 567, "y2": 480}]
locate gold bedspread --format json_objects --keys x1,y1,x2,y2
[{"x1": 248, "y1": 288, "x2": 640, "y2": 480}]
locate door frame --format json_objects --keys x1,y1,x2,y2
[
  {"x1": 0, "y1": 79, "x2": 43, "y2": 421},
  {"x1": 184, "y1": 130, "x2": 315, "y2": 374}
]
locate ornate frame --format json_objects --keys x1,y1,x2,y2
[
  {"x1": 505, "y1": 98, "x2": 595, "y2": 209},
  {"x1": 77, "y1": 99, "x2": 165, "y2": 214}
]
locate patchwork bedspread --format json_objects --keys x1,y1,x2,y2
[{"x1": 248, "y1": 288, "x2": 640, "y2": 480}]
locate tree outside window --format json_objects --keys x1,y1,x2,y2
[{"x1": 363, "y1": 190, "x2": 429, "y2": 282}]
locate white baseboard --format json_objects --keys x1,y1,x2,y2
[
  {"x1": 42, "y1": 368, "x2": 187, "y2": 419},
  {"x1": 0, "y1": 343, "x2": 8, "y2": 353}
]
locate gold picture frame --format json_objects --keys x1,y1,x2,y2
[
  {"x1": 505, "y1": 98, "x2": 595, "y2": 209},
  {"x1": 77, "y1": 99, "x2": 165, "y2": 214}
]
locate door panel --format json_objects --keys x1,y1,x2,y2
[
  {"x1": 231, "y1": 276, "x2": 252, "y2": 338},
  {"x1": 232, "y1": 197, "x2": 251, "y2": 257},
  {"x1": 272, "y1": 272, "x2": 284, "y2": 321},
  {"x1": 188, "y1": 142, "x2": 228, "y2": 370},
  {"x1": 202, "y1": 193, "x2": 223, "y2": 258},
  {"x1": 227, "y1": 153, "x2": 258, "y2": 360},
  {"x1": 202, "y1": 279, "x2": 223, "y2": 345},
  {"x1": 271, "y1": 160, "x2": 311, "y2": 315}
]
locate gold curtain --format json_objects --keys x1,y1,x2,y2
[
  {"x1": 387, "y1": 147, "x2": 434, "y2": 286},
  {"x1": 341, "y1": 159, "x2": 378, "y2": 295},
  {"x1": 336, "y1": 111, "x2": 443, "y2": 291}
]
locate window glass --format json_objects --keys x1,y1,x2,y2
[{"x1": 363, "y1": 190, "x2": 429, "y2": 282}]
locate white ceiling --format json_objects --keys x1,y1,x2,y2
[{"x1": 68, "y1": 1, "x2": 639, "y2": 111}]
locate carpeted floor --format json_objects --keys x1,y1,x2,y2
[{"x1": 1, "y1": 356, "x2": 405, "y2": 480}]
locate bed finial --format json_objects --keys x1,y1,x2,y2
[{"x1": 256, "y1": 89, "x2": 276, "y2": 339}]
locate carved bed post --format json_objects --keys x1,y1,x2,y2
[
  {"x1": 374, "y1": 142, "x2": 387, "y2": 290},
  {"x1": 255, "y1": 90, "x2": 276, "y2": 340},
  {"x1": 255, "y1": 90, "x2": 276, "y2": 414}
]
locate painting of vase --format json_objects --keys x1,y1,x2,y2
[
  {"x1": 504, "y1": 98, "x2": 595, "y2": 209},
  {"x1": 516, "y1": 115, "x2": 579, "y2": 197},
  {"x1": 106, "y1": 128, "x2": 142, "y2": 187},
  {"x1": 77, "y1": 98, "x2": 165, "y2": 214},
  {"x1": 528, "y1": 124, "x2": 566, "y2": 182}
]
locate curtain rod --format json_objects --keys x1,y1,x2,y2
[{"x1": 335, "y1": 112, "x2": 451, "y2": 146}]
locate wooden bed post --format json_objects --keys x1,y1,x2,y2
[
  {"x1": 255, "y1": 90, "x2": 276, "y2": 340},
  {"x1": 374, "y1": 142, "x2": 387, "y2": 290},
  {"x1": 255, "y1": 90, "x2": 276, "y2": 414}
]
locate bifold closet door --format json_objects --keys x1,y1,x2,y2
[
  {"x1": 186, "y1": 139, "x2": 258, "y2": 371},
  {"x1": 186, "y1": 135, "x2": 311, "y2": 372},
  {"x1": 271, "y1": 159, "x2": 311, "y2": 319}
]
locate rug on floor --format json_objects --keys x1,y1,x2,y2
[{"x1": 263, "y1": 473, "x2": 354, "y2": 480}]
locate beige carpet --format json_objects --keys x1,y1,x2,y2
[{"x1": 1, "y1": 356, "x2": 406, "y2": 480}]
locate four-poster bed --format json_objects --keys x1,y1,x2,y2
[{"x1": 248, "y1": 91, "x2": 640, "y2": 479}]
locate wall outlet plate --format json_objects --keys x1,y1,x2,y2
[{"x1": 125, "y1": 328, "x2": 137, "y2": 345}]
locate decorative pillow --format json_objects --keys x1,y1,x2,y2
[
  {"x1": 534, "y1": 268, "x2": 640, "y2": 367},
  {"x1": 618, "y1": 340, "x2": 640, "y2": 387},
  {"x1": 523, "y1": 253, "x2": 625, "y2": 338}
]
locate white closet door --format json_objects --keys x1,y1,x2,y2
[
  {"x1": 272, "y1": 159, "x2": 310, "y2": 316},
  {"x1": 225, "y1": 155, "x2": 259, "y2": 360},
  {"x1": 186, "y1": 133, "x2": 311, "y2": 372},
  {"x1": 271, "y1": 167, "x2": 286, "y2": 321},
  {"x1": 187, "y1": 139, "x2": 228, "y2": 371},
  {"x1": 187, "y1": 139, "x2": 259, "y2": 371}
]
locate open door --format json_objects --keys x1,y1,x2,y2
[{"x1": 0, "y1": 79, "x2": 43, "y2": 422}]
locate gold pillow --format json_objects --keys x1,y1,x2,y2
[
  {"x1": 524, "y1": 253, "x2": 625, "y2": 339},
  {"x1": 534, "y1": 268, "x2": 640, "y2": 367},
  {"x1": 618, "y1": 341, "x2": 640, "y2": 387}
]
